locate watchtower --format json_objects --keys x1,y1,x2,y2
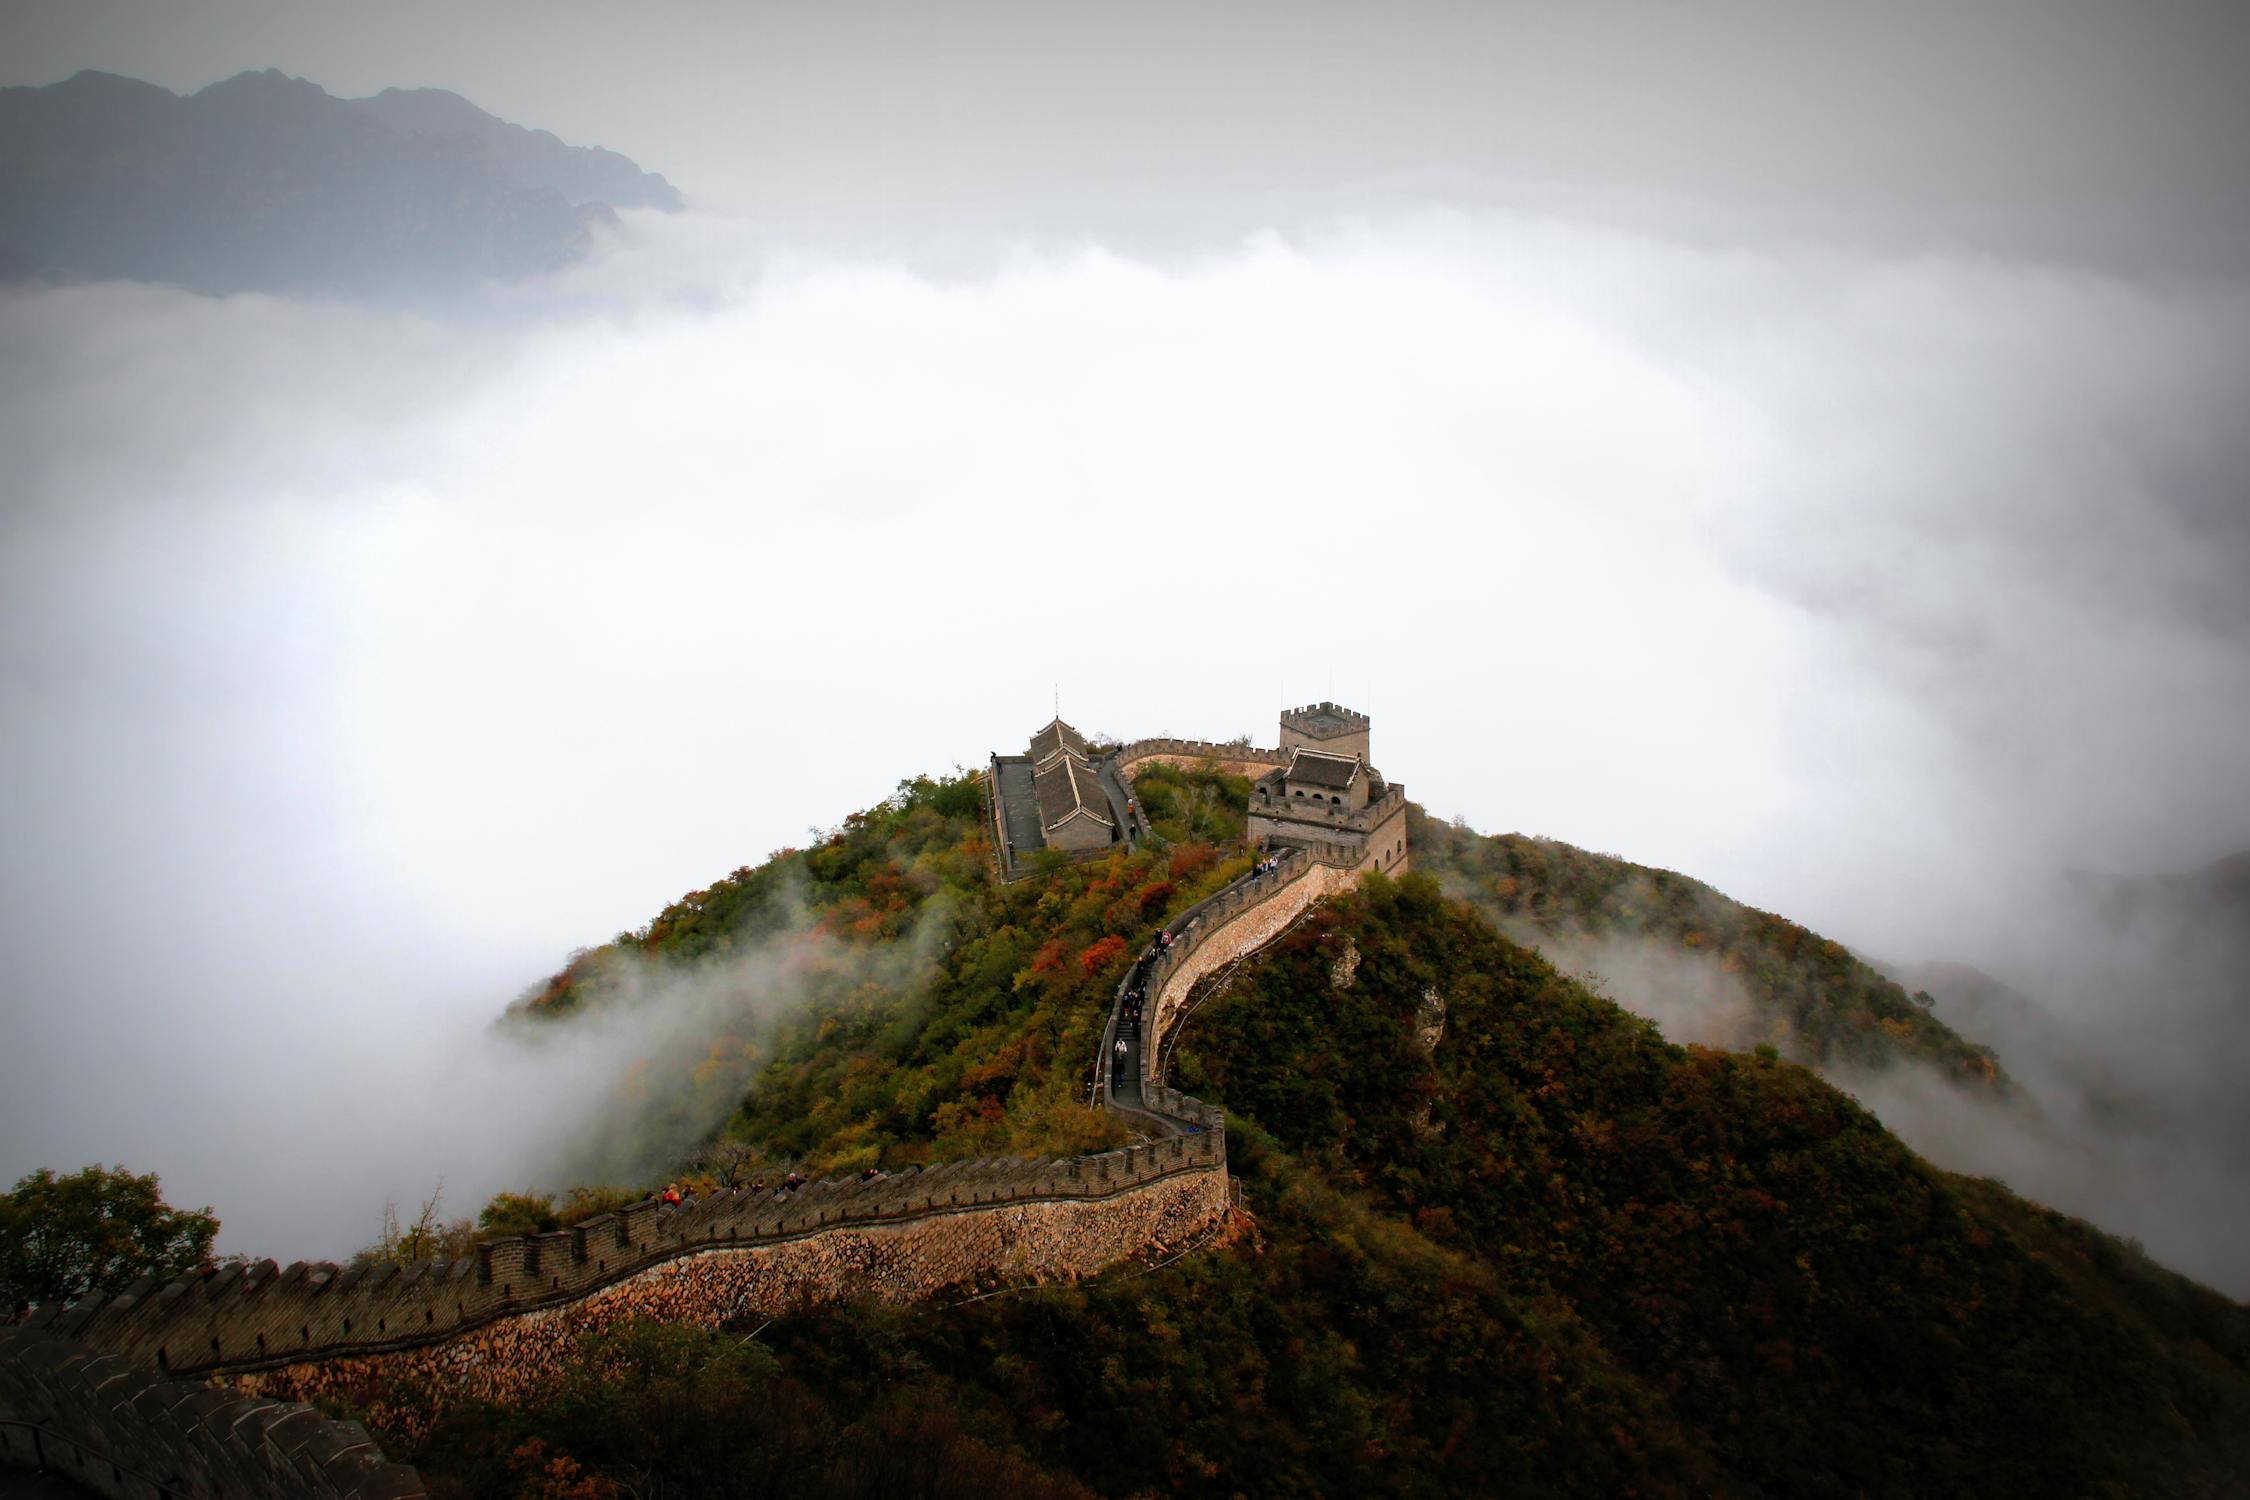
[
  {"x1": 1279, "y1": 701, "x2": 1371, "y2": 764},
  {"x1": 1249, "y1": 702, "x2": 1408, "y2": 875}
]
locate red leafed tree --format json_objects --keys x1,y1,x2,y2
[{"x1": 1078, "y1": 935, "x2": 1127, "y2": 975}]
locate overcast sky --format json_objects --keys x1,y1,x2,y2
[
  {"x1": 2, "y1": 2, "x2": 2246, "y2": 1268},
  {"x1": 9, "y1": 1, "x2": 2250, "y2": 270}
]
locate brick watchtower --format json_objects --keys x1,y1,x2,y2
[
  {"x1": 1249, "y1": 703, "x2": 1407, "y2": 875},
  {"x1": 1278, "y1": 701, "x2": 1371, "y2": 763}
]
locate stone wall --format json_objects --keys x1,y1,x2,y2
[
  {"x1": 1248, "y1": 782, "x2": 1407, "y2": 843},
  {"x1": 1362, "y1": 796, "x2": 1410, "y2": 876},
  {"x1": 35, "y1": 1137, "x2": 1221, "y2": 1383},
  {"x1": 0, "y1": 1325, "x2": 424, "y2": 1499},
  {"x1": 223, "y1": 1167, "x2": 1229, "y2": 1423},
  {"x1": 1114, "y1": 737, "x2": 1288, "y2": 783},
  {"x1": 983, "y1": 757, "x2": 1012, "y2": 880},
  {"x1": 1095, "y1": 825, "x2": 1397, "y2": 1121}
]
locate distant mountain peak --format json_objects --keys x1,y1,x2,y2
[
  {"x1": 349, "y1": 81, "x2": 682, "y2": 214},
  {"x1": 198, "y1": 67, "x2": 324, "y2": 95},
  {"x1": 58, "y1": 68, "x2": 170, "y2": 94},
  {"x1": 0, "y1": 68, "x2": 684, "y2": 298}
]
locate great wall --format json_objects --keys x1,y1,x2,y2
[{"x1": 1, "y1": 704, "x2": 1405, "y2": 1498}]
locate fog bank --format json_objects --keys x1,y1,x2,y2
[{"x1": 2, "y1": 207, "x2": 2246, "y2": 1266}]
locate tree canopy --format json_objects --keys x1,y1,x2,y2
[{"x1": 1, "y1": 1164, "x2": 218, "y2": 1310}]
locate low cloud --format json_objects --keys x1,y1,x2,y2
[
  {"x1": 1495, "y1": 872, "x2": 2250, "y2": 1296},
  {"x1": 1525, "y1": 929, "x2": 1766, "y2": 1056},
  {"x1": 1832, "y1": 1059, "x2": 2250, "y2": 1299}
]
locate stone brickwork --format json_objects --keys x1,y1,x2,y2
[
  {"x1": 0, "y1": 1325, "x2": 424, "y2": 1499},
  {"x1": 223, "y1": 1168, "x2": 1227, "y2": 1424},
  {"x1": 1352, "y1": 793, "x2": 1410, "y2": 877}
]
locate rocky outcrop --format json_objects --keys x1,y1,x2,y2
[
  {"x1": 1330, "y1": 937, "x2": 1361, "y2": 992},
  {"x1": 1415, "y1": 986, "x2": 1447, "y2": 1058}
]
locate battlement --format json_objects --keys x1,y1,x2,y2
[
  {"x1": 1278, "y1": 702, "x2": 1371, "y2": 763},
  {"x1": 1253, "y1": 781, "x2": 1407, "y2": 836},
  {"x1": 36, "y1": 1135, "x2": 1221, "y2": 1381},
  {"x1": 1112, "y1": 737, "x2": 1289, "y2": 775},
  {"x1": 1280, "y1": 702, "x2": 1369, "y2": 737}
]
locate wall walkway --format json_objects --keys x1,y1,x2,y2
[
  {"x1": 1113, "y1": 737, "x2": 1288, "y2": 783},
  {"x1": 1097, "y1": 815, "x2": 1384, "y2": 1137}
]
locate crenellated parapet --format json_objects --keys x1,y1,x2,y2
[
  {"x1": 1279, "y1": 701, "x2": 1371, "y2": 752},
  {"x1": 33, "y1": 1136, "x2": 1222, "y2": 1382},
  {"x1": 1252, "y1": 783, "x2": 1407, "y2": 836},
  {"x1": 1113, "y1": 737, "x2": 1288, "y2": 779}
]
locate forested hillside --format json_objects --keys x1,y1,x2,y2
[
  {"x1": 1168, "y1": 876, "x2": 2250, "y2": 1496},
  {"x1": 342, "y1": 764, "x2": 2250, "y2": 1498},
  {"x1": 1405, "y1": 806, "x2": 2001, "y2": 1080},
  {"x1": 508, "y1": 763, "x2": 1258, "y2": 1186}
]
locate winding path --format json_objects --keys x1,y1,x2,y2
[{"x1": 1097, "y1": 836, "x2": 1370, "y2": 1138}]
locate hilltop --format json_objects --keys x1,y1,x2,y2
[
  {"x1": 0, "y1": 69, "x2": 681, "y2": 297},
  {"x1": 273, "y1": 758, "x2": 2248, "y2": 1498}
]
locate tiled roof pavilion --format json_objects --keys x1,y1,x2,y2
[
  {"x1": 1033, "y1": 746, "x2": 1112, "y2": 832},
  {"x1": 1029, "y1": 716, "x2": 1089, "y2": 767},
  {"x1": 1285, "y1": 747, "x2": 1361, "y2": 789}
]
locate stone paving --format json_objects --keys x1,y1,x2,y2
[
  {"x1": 1096, "y1": 757, "x2": 1154, "y2": 849},
  {"x1": 992, "y1": 755, "x2": 1045, "y2": 878}
]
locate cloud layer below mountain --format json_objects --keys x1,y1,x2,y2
[{"x1": 2, "y1": 207, "x2": 2245, "y2": 1263}]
